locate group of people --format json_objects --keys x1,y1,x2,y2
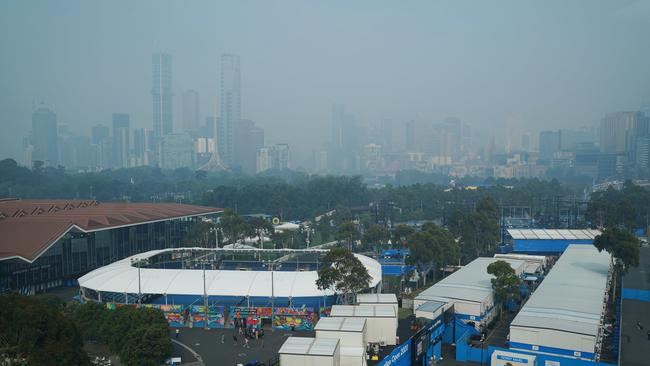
[{"x1": 226, "y1": 324, "x2": 265, "y2": 348}]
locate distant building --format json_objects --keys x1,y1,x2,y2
[
  {"x1": 132, "y1": 128, "x2": 155, "y2": 167},
  {"x1": 539, "y1": 130, "x2": 560, "y2": 161},
  {"x1": 220, "y1": 54, "x2": 241, "y2": 167},
  {"x1": 91, "y1": 124, "x2": 109, "y2": 145},
  {"x1": 405, "y1": 120, "x2": 416, "y2": 151},
  {"x1": 30, "y1": 106, "x2": 58, "y2": 166},
  {"x1": 256, "y1": 143, "x2": 290, "y2": 173},
  {"x1": 600, "y1": 111, "x2": 649, "y2": 154},
  {"x1": 236, "y1": 119, "x2": 264, "y2": 174},
  {"x1": 112, "y1": 113, "x2": 130, "y2": 168},
  {"x1": 160, "y1": 133, "x2": 194, "y2": 170},
  {"x1": 152, "y1": 53, "x2": 173, "y2": 139},
  {"x1": 182, "y1": 89, "x2": 200, "y2": 134}
]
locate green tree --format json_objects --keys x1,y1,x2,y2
[
  {"x1": 392, "y1": 224, "x2": 415, "y2": 247},
  {"x1": 335, "y1": 221, "x2": 360, "y2": 250},
  {"x1": 594, "y1": 227, "x2": 640, "y2": 273},
  {"x1": 249, "y1": 217, "x2": 274, "y2": 249},
  {"x1": 405, "y1": 224, "x2": 459, "y2": 284},
  {"x1": 363, "y1": 224, "x2": 390, "y2": 249},
  {"x1": 218, "y1": 209, "x2": 248, "y2": 245},
  {"x1": 183, "y1": 220, "x2": 217, "y2": 248},
  {"x1": 487, "y1": 260, "x2": 521, "y2": 311},
  {"x1": 316, "y1": 247, "x2": 372, "y2": 304},
  {"x1": 0, "y1": 294, "x2": 89, "y2": 366}
]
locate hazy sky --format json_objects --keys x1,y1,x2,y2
[{"x1": 1, "y1": 0, "x2": 649, "y2": 164}]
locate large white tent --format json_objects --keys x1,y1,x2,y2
[{"x1": 78, "y1": 247, "x2": 382, "y2": 302}]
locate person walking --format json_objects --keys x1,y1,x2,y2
[
  {"x1": 221, "y1": 333, "x2": 225, "y2": 344},
  {"x1": 175, "y1": 329, "x2": 180, "y2": 339},
  {"x1": 232, "y1": 334, "x2": 238, "y2": 346},
  {"x1": 244, "y1": 337, "x2": 250, "y2": 348}
]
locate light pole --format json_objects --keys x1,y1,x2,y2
[{"x1": 264, "y1": 260, "x2": 281, "y2": 331}]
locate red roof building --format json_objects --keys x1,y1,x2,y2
[{"x1": 0, "y1": 199, "x2": 221, "y2": 294}]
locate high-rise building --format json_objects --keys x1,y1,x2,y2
[
  {"x1": 256, "y1": 143, "x2": 290, "y2": 173},
  {"x1": 539, "y1": 130, "x2": 560, "y2": 161},
  {"x1": 220, "y1": 54, "x2": 241, "y2": 167},
  {"x1": 182, "y1": 90, "x2": 200, "y2": 134},
  {"x1": 235, "y1": 119, "x2": 264, "y2": 174},
  {"x1": 91, "y1": 124, "x2": 109, "y2": 145},
  {"x1": 405, "y1": 120, "x2": 415, "y2": 151},
  {"x1": 160, "y1": 133, "x2": 195, "y2": 170},
  {"x1": 133, "y1": 128, "x2": 155, "y2": 167},
  {"x1": 31, "y1": 106, "x2": 58, "y2": 166},
  {"x1": 600, "y1": 112, "x2": 649, "y2": 154},
  {"x1": 152, "y1": 53, "x2": 173, "y2": 139},
  {"x1": 328, "y1": 104, "x2": 360, "y2": 173},
  {"x1": 112, "y1": 113, "x2": 130, "y2": 168}
]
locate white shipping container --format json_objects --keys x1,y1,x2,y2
[{"x1": 330, "y1": 305, "x2": 398, "y2": 346}]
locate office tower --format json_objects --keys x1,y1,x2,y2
[
  {"x1": 152, "y1": 53, "x2": 173, "y2": 139},
  {"x1": 329, "y1": 104, "x2": 360, "y2": 173},
  {"x1": 182, "y1": 90, "x2": 200, "y2": 134},
  {"x1": 405, "y1": 120, "x2": 415, "y2": 151},
  {"x1": 71, "y1": 136, "x2": 93, "y2": 170},
  {"x1": 220, "y1": 54, "x2": 241, "y2": 167},
  {"x1": 379, "y1": 118, "x2": 393, "y2": 153},
  {"x1": 521, "y1": 133, "x2": 531, "y2": 152},
  {"x1": 558, "y1": 129, "x2": 577, "y2": 151},
  {"x1": 539, "y1": 130, "x2": 560, "y2": 161},
  {"x1": 31, "y1": 105, "x2": 58, "y2": 166},
  {"x1": 160, "y1": 133, "x2": 195, "y2": 170},
  {"x1": 57, "y1": 124, "x2": 77, "y2": 169},
  {"x1": 133, "y1": 128, "x2": 154, "y2": 167},
  {"x1": 91, "y1": 124, "x2": 109, "y2": 145},
  {"x1": 236, "y1": 119, "x2": 264, "y2": 174},
  {"x1": 256, "y1": 143, "x2": 290, "y2": 173},
  {"x1": 600, "y1": 112, "x2": 649, "y2": 154},
  {"x1": 112, "y1": 113, "x2": 130, "y2": 168}
]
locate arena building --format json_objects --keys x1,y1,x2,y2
[
  {"x1": 78, "y1": 247, "x2": 383, "y2": 309},
  {"x1": 0, "y1": 199, "x2": 220, "y2": 294}
]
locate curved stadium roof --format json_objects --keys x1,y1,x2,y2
[{"x1": 78, "y1": 248, "x2": 383, "y2": 299}]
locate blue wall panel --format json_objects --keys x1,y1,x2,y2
[
  {"x1": 621, "y1": 288, "x2": 650, "y2": 302},
  {"x1": 487, "y1": 346, "x2": 616, "y2": 366},
  {"x1": 514, "y1": 239, "x2": 593, "y2": 253}
]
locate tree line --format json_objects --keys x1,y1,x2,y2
[{"x1": 0, "y1": 294, "x2": 172, "y2": 366}]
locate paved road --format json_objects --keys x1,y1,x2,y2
[
  {"x1": 620, "y1": 245, "x2": 650, "y2": 366},
  {"x1": 169, "y1": 327, "x2": 314, "y2": 366}
]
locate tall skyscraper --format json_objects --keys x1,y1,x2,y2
[
  {"x1": 220, "y1": 54, "x2": 241, "y2": 167},
  {"x1": 182, "y1": 89, "x2": 200, "y2": 134},
  {"x1": 152, "y1": 53, "x2": 173, "y2": 139},
  {"x1": 133, "y1": 128, "x2": 155, "y2": 167},
  {"x1": 236, "y1": 119, "x2": 264, "y2": 174},
  {"x1": 600, "y1": 112, "x2": 649, "y2": 154},
  {"x1": 31, "y1": 106, "x2": 58, "y2": 166},
  {"x1": 112, "y1": 113, "x2": 130, "y2": 168}
]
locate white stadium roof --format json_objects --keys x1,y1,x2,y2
[
  {"x1": 511, "y1": 245, "x2": 611, "y2": 336},
  {"x1": 507, "y1": 229, "x2": 600, "y2": 240},
  {"x1": 415, "y1": 257, "x2": 525, "y2": 304},
  {"x1": 78, "y1": 248, "x2": 382, "y2": 299}
]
